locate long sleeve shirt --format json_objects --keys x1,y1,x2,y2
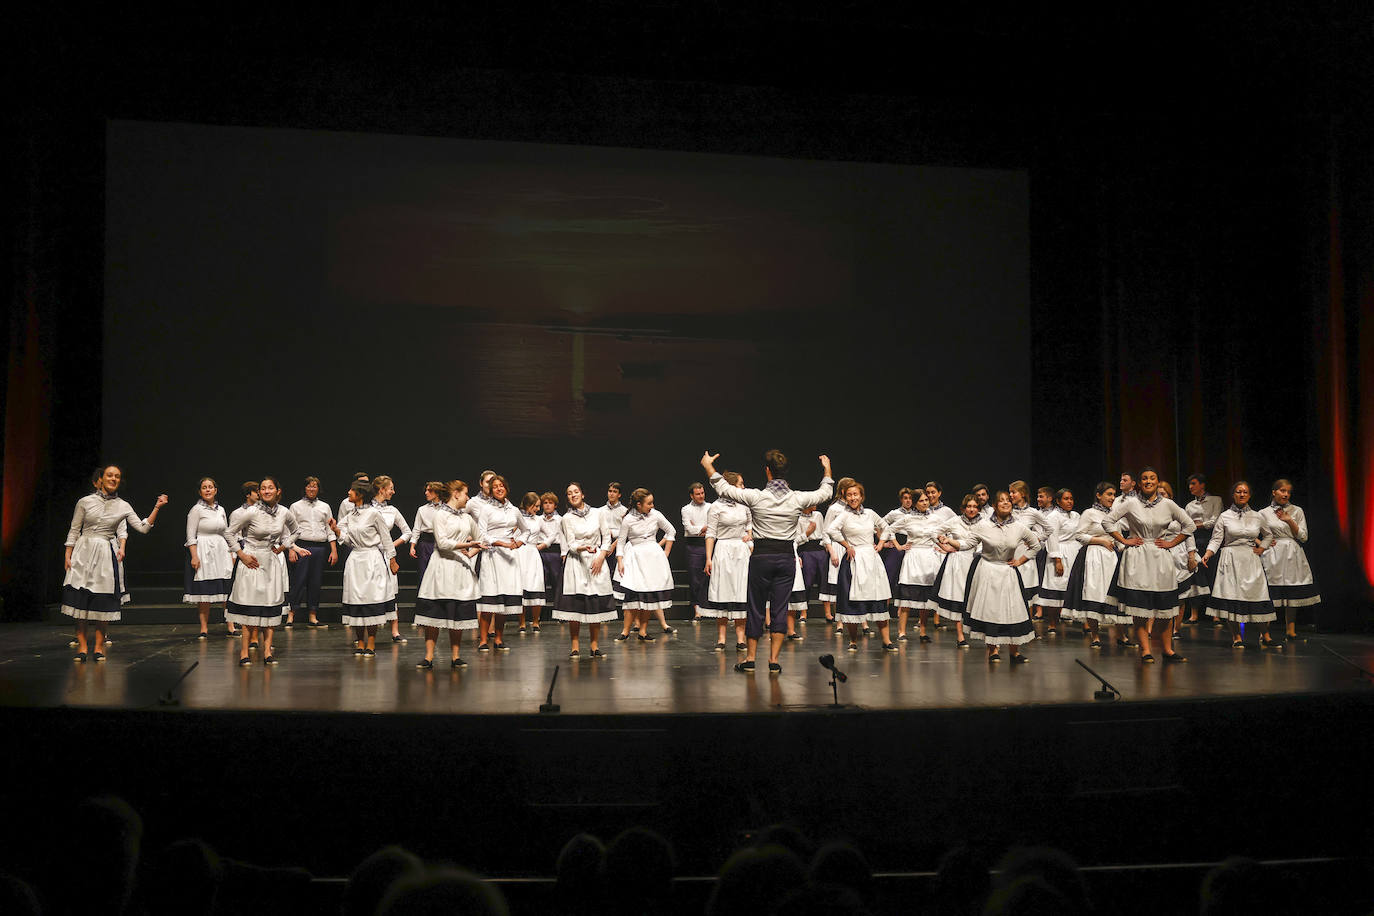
[
  {"x1": 615, "y1": 508, "x2": 675, "y2": 557},
  {"x1": 880, "y1": 507, "x2": 915, "y2": 545},
  {"x1": 796, "y1": 510, "x2": 826, "y2": 545},
  {"x1": 66, "y1": 493, "x2": 152, "y2": 546},
  {"x1": 410, "y1": 502, "x2": 438, "y2": 544},
  {"x1": 373, "y1": 501, "x2": 411, "y2": 543},
  {"x1": 939, "y1": 514, "x2": 983, "y2": 553},
  {"x1": 184, "y1": 501, "x2": 229, "y2": 548},
  {"x1": 335, "y1": 503, "x2": 396, "y2": 559},
  {"x1": 288, "y1": 497, "x2": 336, "y2": 542},
  {"x1": 433, "y1": 505, "x2": 479, "y2": 558},
  {"x1": 965, "y1": 515, "x2": 1041, "y2": 563},
  {"x1": 560, "y1": 507, "x2": 613, "y2": 557},
  {"x1": 825, "y1": 506, "x2": 884, "y2": 549},
  {"x1": 706, "y1": 500, "x2": 752, "y2": 541},
  {"x1": 1106, "y1": 494, "x2": 1196, "y2": 542},
  {"x1": 225, "y1": 503, "x2": 302, "y2": 553},
  {"x1": 680, "y1": 501, "x2": 711, "y2": 537},
  {"x1": 880, "y1": 510, "x2": 947, "y2": 548},
  {"x1": 477, "y1": 499, "x2": 522, "y2": 545},
  {"x1": 1258, "y1": 503, "x2": 1308, "y2": 545},
  {"x1": 709, "y1": 474, "x2": 834, "y2": 542},
  {"x1": 1206, "y1": 506, "x2": 1273, "y2": 555},
  {"x1": 535, "y1": 512, "x2": 564, "y2": 550},
  {"x1": 600, "y1": 502, "x2": 629, "y2": 539},
  {"x1": 1073, "y1": 505, "x2": 1125, "y2": 551},
  {"x1": 1186, "y1": 493, "x2": 1224, "y2": 531}
]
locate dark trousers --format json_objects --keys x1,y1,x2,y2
[
  {"x1": 682, "y1": 540, "x2": 708, "y2": 612},
  {"x1": 540, "y1": 550, "x2": 564, "y2": 605},
  {"x1": 799, "y1": 548, "x2": 828, "y2": 599},
  {"x1": 288, "y1": 539, "x2": 330, "y2": 611},
  {"x1": 746, "y1": 552, "x2": 796, "y2": 639},
  {"x1": 415, "y1": 535, "x2": 436, "y2": 584}
]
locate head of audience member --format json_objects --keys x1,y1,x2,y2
[
  {"x1": 752, "y1": 824, "x2": 814, "y2": 864},
  {"x1": 1199, "y1": 856, "x2": 1271, "y2": 916},
  {"x1": 775, "y1": 881, "x2": 871, "y2": 916},
  {"x1": 983, "y1": 875, "x2": 1071, "y2": 915},
  {"x1": 376, "y1": 866, "x2": 508, "y2": 916},
  {"x1": 343, "y1": 845, "x2": 424, "y2": 916},
  {"x1": 142, "y1": 838, "x2": 223, "y2": 916},
  {"x1": 0, "y1": 874, "x2": 40, "y2": 916},
  {"x1": 932, "y1": 843, "x2": 994, "y2": 916},
  {"x1": 991, "y1": 846, "x2": 1089, "y2": 916},
  {"x1": 602, "y1": 827, "x2": 675, "y2": 915},
  {"x1": 706, "y1": 845, "x2": 806, "y2": 916},
  {"x1": 555, "y1": 833, "x2": 605, "y2": 912},
  {"x1": 809, "y1": 841, "x2": 874, "y2": 910},
  {"x1": 63, "y1": 796, "x2": 143, "y2": 915}
]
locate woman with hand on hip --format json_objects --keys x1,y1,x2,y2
[
  {"x1": 614, "y1": 488, "x2": 677, "y2": 641},
  {"x1": 413, "y1": 480, "x2": 483, "y2": 669},
  {"x1": 1105, "y1": 467, "x2": 1195, "y2": 663},
  {"x1": 63, "y1": 465, "x2": 167, "y2": 662},
  {"x1": 702, "y1": 471, "x2": 752, "y2": 651},
  {"x1": 883, "y1": 489, "x2": 946, "y2": 643},
  {"x1": 1062, "y1": 482, "x2": 1133, "y2": 649},
  {"x1": 931, "y1": 494, "x2": 981, "y2": 649},
  {"x1": 331, "y1": 478, "x2": 397, "y2": 659},
  {"x1": 825, "y1": 480, "x2": 896, "y2": 653},
  {"x1": 961, "y1": 491, "x2": 1041, "y2": 663},
  {"x1": 1259, "y1": 478, "x2": 1320, "y2": 642}
]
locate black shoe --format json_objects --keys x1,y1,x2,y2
[
  {"x1": 495, "y1": 642, "x2": 510, "y2": 651},
  {"x1": 1011, "y1": 653, "x2": 1029, "y2": 664},
  {"x1": 956, "y1": 640, "x2": 970, "y2": 649},
  {"x1": 74, "y1": 652, "x2": 87, "y2": 663},
  {"x1": 846, "y1": 642, "x2": 858, "y2": 652},
  {"x1": 197, "y1": 632, "x2": 209, "y2": 640},
  {"x1": 768, "y1": 662, "x2": 782, "y2": 674},
  {"x1": 898, "y1": 633, "x2": 908, "y2": 641},
  {"x1": 1163, "y1": 652, "x2": 1187, "y2": 663},
  {"x1": 631, "y1": 626, "x2": 640, "y2": 633},
  {"x1": 363, "y1": 648, "x2": 376, "y2": 658},
  {"x1": 238, "y1": 656, "x2": 252, "y2": 667},
  {"x1": 1140, "y1": 653, "x2": 1156, "y2": 663},
  {"x1": 883, "y1": 642, "x2": 899, "y2": 651},
  {"x1": 1284, "y1": 634, "x2": 1301, "y2": 643},
  {"x1": 988, "y1": 651, "x2": 1002, "y2": 663},
  {"x1": 713, "y1": 642, "x2": 726, "y2": 651},
  {"x1": 283, "y1": 621, "x2": 293, "y2": 629},
  {"x1": 735, "y1": 642, "x2": 747, "y2": 651},
  {"x1": 264, "y1": 655, "x2": 279, "y2": 666},
  {"x1": 93, "y1": 652, "x2": 105, "y2": 662},
  {"x1": 532, "y1": 625, "x2": 541, "y2": 633},
  {"x1": 1116, "y1": 638, "x2": 1135, "y2": 648},
  {"x1": 863, "y1": 627, "x2": 874, "y2": 636},
  {"x1": 786, "y1": 633, "x2": 802, "y2": 640},
  {"x1": 1259, "y1": 637, "x2": 1283, "y2": 650},
  {"x1": 353, "y1": 647, "x2": 365, "y2": 656},
  {"x1": 662, "y1": 626, "x2": 676, "y2": 635},
  {"x1": 637, "y1": 633, "x2": 656, "y2": 642},
  {"x1": 249, "y1": 641, "x2": 259, "y2": 650},
  {"x1": 478, "y1": 643, "x2": 491, "y2": 652},
  {"x1": 1232, "y1": 640, "x2": 1245, "y2": 649},
  {"x1": 734, "y1": 660, "x2": 755, "y2": 673},
  {"x1": 308, "y1": 620, "x2": 328, "y2": 628},
  {"x1": 68, "y1": 638, "x2": 79, "y2": 648},
  {"x1": 935, "y1": 623, "x2": 949, "y2": 630},
  {"x1": 1046, "y1": 627, "x2": 1058, "y2": 637},
  {"x1": 590, "y1": 649, "x2": 605, "y2": 658},
  {"x1": 417, "y1": 658, "x2": 434, "y2": 669},
  {"x1": 568, "y1": 649, "x2": 581, "y2": 658},
  {"x1": 226, "y1": 630, "x2": 241, "y2": 638},
  {"x1": 1090, "y1": 639, "x2": 1102, "y2": 648},
  {"x1": 614, "y1": 633, "x2": 630, "y2": 642},
  {"x1": 518, "y1": 625, "x2": 527, "y2": 633},
  {"x1": 919, "y1": 634, "x2": 932, "y2": 643},
  {"x1": 451, "y1": 657, "x2": 467, "y2": 669},
  {"x1": 392, "y1": 635, "x2": 407, "y2": 644}
]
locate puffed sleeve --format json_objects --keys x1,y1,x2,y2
[
  {"x1": 1206, "y1": 514, "x2": 1228, "y2": 555},
  {"x1": 372, "y1": 512, "x2": 396, "y2": 560},
  {"x1": 1169, "y1": 499, "x2": 1197, "y2": 535},
  {"x1": 559, "y1": 514, "x2": 577, "y2": 557},
  {"x1": 391, "y1": 509, "x2": 411, "y2": 539},
  {"x1": 122, "y1": 502, "x2": 153, "y2": 535},
  {"x1": 1019, "y1": 524, "x2": 1042, "y2": 555},
  {"x1": 64, "y1": 499, "x2": 88, "y2": 547},
  {"x1": 655, "y1": 510, "x2": 676, "y2": 542},
  {"x1": 185, "y1": 506, "x2": 201, "y2": 548},
  {"x1": 279, "y1": 510, "x2": 300, "y2": 548},
  {"x1": 705, "y1": 503, "x2": 722, "y2": 540}
]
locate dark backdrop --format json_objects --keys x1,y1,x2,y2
[{"x1": 6, "y1": 5, "x2": 1372, "y2": 625}]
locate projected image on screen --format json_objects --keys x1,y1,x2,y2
[{"x1": 105, "y1": 120, "x2": 1028, "y2": 559}]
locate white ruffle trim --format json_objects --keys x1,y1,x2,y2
[
  {"x1": 619, "y1": 599, "x2": 674, "y2": 611},
  {"x1": 1115, "y1": 604, "x2": 1180, "y2": 620},
  {"x1": 61, "y1": 606, "x2": 121, "y2": 621},
  {"x1": 225, "y1": 612, "x2": 282, "y2": 627},
  {"x1": 969, "y1": 631, "x2": 1037, "y2": 646},
  {"x1": 412, "y1": 616, "x2": 479, "y2": 630},
  {"x1": 837, "y1": 612, "x2": 888, "y2": 624},
  {"x1": 552, "y1": 610, "x2": 620, "y2": 623},
  {"x1": 182, "y1": 593, "x2": 231, "y2": 604}
]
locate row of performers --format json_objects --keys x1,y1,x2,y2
[{"x1": 62, "y1": 466, "x2": 1320, "y2": 669}]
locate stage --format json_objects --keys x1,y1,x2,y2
[
  {"x1": 1, "y1": 617, "x2": 1371, "y2": 715},
  {"x1": 3, "y1": 614, "x2": 1372, "y2": 886}
]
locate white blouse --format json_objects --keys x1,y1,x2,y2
[
  {"x1": 706, "y1": 500, "x2": 752, "y2": 541},
  {"x1": 184, "y1": 501, "x2": 230, "y2": 549},
  {"x1": 825, "y1": 506, "x2": 885, "y2": 548},
  {"x1": 225, "y1": 503, "x2": 302, "y2": 553},
  {"x1": 1258, "y1": 504, "x2": 1308, "y2": 544},
  {"x1": 336, "y1": 503, "x2": 397, "y2": 558},
  {"x1": 409, "y1": 501, "x2": 438, "y2": 542},
  {"x1": 534, "y1": 512, "x2": 564, "y2": 549},
  {"x1": 1046, "y1": 508, "x2": 1080, "y2": 557},
  {"x1": 601, "y1": 502, "x2": 629, "y2": 539},
  {"x1": 433, "y1": 505, "x2": 479, "y2": 556},
  {"x1": 560, "y1": 507, "x2": 614, "y2": 557},
  {"x1": 66, "y1": 493, "x2": 151, "y2": 546},
  {"x1": 615, "y1": 508, "x2": 676, "y2": 556},
  {"x1": 517, "y1": 511, "x2": 544, "y2": 545},
  {"x1": 1206, "y1": 507, "x2": 1273, "y2": 554},
  {"x1": 374, "y1": 502, "x2": 411, "y2": 542},
  {"x1": 477, "y1": 500, "x2": 522, "y2": 544},
  {"x1": 1186, "y1": 493, "x2": 1223, "y2": 530},
  {"x1": 965, "y1": 516, "x2": 1041, "y2": 563},
  {"x1": 1106, "y1": 495, "x2": 1196, "y2": 541},
  {"x1": 796, "y1": 510, "x2": 827, "y2": 545},
  {"x1": 1073, "y1": 505, "x2": 1125, "y2": 548},
  {"x1": 881, "y1": 510, "x2": 946, "y2": 547},
  {"x1": 940, "y1": 514, "x2": 983, "y2": 553}
]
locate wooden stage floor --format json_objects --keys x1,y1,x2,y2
[{"x1": 4, "y1": 617, "x2": 1370, "y2": 715}]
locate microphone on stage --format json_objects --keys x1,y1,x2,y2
[{"x1": 818, "y1": 654, "x2": 847, "y2": 683}]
